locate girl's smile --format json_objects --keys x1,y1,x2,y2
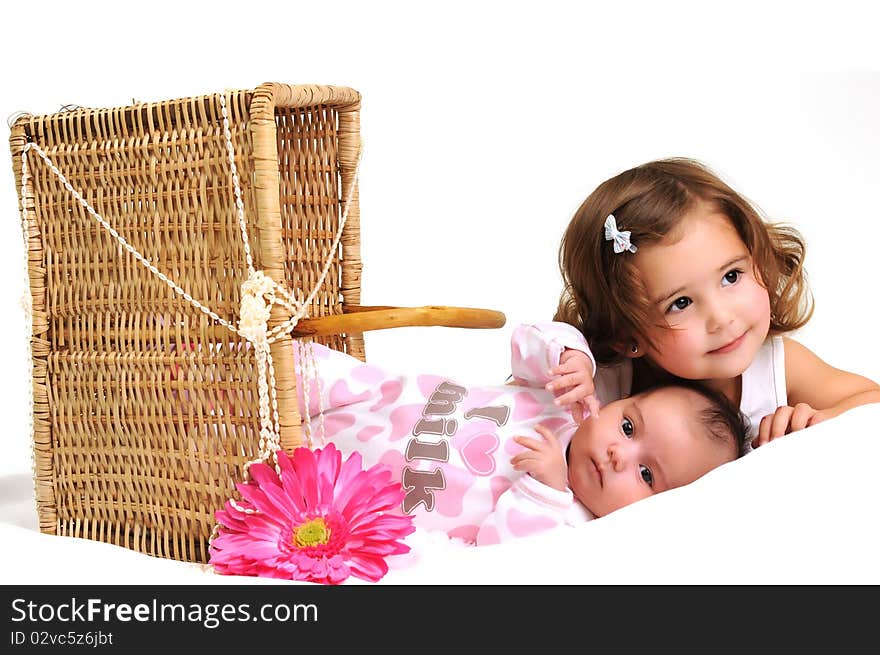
[{"x1": 708, "y1": 330, "x2": 748, "y2": 355}]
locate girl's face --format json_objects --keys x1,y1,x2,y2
[
  {"x1": 566, "y1": 386, "x2": 735, "y2": 517},
  {"x1": 632, "y1": 207, "x2": 772, "y2": 384}
]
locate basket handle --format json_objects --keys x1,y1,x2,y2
[{"x1": 289, "y1": 305, "x2": 506, "y2": 337}]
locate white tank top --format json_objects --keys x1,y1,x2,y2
[{"x1": 739, "y1": 336, "x2": 787, "y2": 450}]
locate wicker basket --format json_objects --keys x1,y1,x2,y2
[{"x1": 9, "y1": 83, "x2": 504, "y2": 563}]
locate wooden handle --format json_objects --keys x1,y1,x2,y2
[
  {"x1": 50, "y1": 305, "x2": 506, "y2": 342},
  {"x1": 289, "y1": 305, "x2": 506, "y2": 337}
]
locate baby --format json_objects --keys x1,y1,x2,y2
[
  {"x1": 509, "y1": 379, "x2": 746, "y2": 523},
  {"x1": 291, "y1": 323, "x2": 748, "y2": 545}
]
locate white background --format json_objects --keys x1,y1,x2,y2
[{"x1": 0, "y1": 1, "x2": 878, "y2": 569}]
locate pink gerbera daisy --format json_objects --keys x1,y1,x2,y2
[{"x1": 209, "y1": 444, "x2": 415, "y2": 585}]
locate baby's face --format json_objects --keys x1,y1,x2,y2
[{"x1": 566, "y1": 386, "x2": 736, "y2": 517}]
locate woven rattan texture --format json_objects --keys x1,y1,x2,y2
[{"x1": 10, "y1": 84, "x2": 363, "y2": 562}]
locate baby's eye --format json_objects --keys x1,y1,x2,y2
[
  {"x1": 621, "y1": 417, "x2": 634, "y2": 437},
  {"x1": 721, "y1": 269, "x2": 743, "y2": 286},
  {"x1": 666, "y1": 296, "x2": 691, "y2": 313},
  {"x1": 639, "y1": 465, "x2": 654, "y2": 487}
]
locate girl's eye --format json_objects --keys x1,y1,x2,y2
[
  {"x1": 621, "y1": 418, "x2": 634, "y2": 437},
  {"x1": 639, "y1": 464, "x2": 654, "y2": 487},
  {"x1": 667, "y1": 296, "x2": 692, "y2": 313},
  {"x1": 722, "y1": 269, "x2": 742, "y2": 286}
]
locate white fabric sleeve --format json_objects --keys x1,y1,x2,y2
[
  {"x1": 509, "y1": 321, "x2": 596, "y2": 387},
  {"x1": 475, "y1": 475, "x2": 575, "y2": 546}
]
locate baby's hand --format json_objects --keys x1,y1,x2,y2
[
  {"x1": 511, "y1": 424, "x2": 568, "y2": 491},
  {"x1": 546, "y1": 348, "x2": 599, "y2": 422},
  {"x1": 753, "y1": 402, "x2": 830, "y2": 448}
]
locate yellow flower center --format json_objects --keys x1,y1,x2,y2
[{"x1": 293, "y1": 517, "x2": 330, "y2": 548}]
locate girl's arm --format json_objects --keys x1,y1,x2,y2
[
  {"x1": 753, "y1": 338, "x2": 880, "y2": 446},
  {"x1": 784, "y1": 337, "x2": 880, "y2": 419}
]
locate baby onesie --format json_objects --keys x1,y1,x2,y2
[{"x1": 292, "y1": 322, "x2": 598, "y2": 546}]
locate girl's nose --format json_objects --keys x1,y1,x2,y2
[{"x1": 705, "y1": 296, "x2": 735, "y2": 333}]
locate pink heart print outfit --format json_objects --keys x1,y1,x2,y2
[{"x1": 292, "y1": 322, "x2": 628, "y2": 546}]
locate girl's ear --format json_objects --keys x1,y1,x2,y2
[
  {"x1": 613, "y1": 340, "x2": 645, "y2": 359},
  {"x1": 626, "y1": 343, "x2": 644, "y2": 359}
]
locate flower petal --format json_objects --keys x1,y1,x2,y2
[{"x1": 210, "y1": 445, "x2": 415, "y2": 586}]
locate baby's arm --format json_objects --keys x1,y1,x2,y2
[
  {"x1": 510, "y1": 424, "x2": 568, "y2": 490},
  {"x1": 510, "y1": 322, "x2": 600, "y2": 420},
  {"x1": 474, "y1": 477, "x2": 575, "y2": 546},
  {"x1": 548, "y1": 350, "x2": 598, "y2": 422},
  {"x1": 474, "y1": 435, "x2": 577, "y2": 547},
  {"x1": 473, "y1": 425, "x2": 587, "y2": 546},
  {"x1": 756, "y1": 337, "x2": 880, "y2": 445}
]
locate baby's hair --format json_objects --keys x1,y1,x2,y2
[
  {"x1": 648, "y1": 379, "x2": 750, "y2": 458},
  {"x1": 555, "y1": 157, "x2": 813, "y2": 365}
]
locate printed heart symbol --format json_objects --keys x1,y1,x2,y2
[
  {"x1": 460, "y1": 432, "x2": 500, "y2": 476},
  {"x1": 513, "y1": 391, "x2": 544, "y2": 420}
]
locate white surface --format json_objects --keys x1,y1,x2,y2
[
  {"x1": 1, "y1": 1, "x2": 879, "y2": 584},
  {"x1": 2, "y1": 403, "x2": 879, "y2": 584}
]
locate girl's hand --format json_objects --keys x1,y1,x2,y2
[
  {"x1": 753, "y1": 402, "x2": 833, "y2": 448},
  {"x1": 546, "y1": 349, "x2": 599, "y2": 422},
  {"x1": 511, "y1": 425, "x2": 568, "y2": 491}
]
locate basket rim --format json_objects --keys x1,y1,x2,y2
[{"x1": 8, "y1": 82, "x2": 362, "y2": 132}]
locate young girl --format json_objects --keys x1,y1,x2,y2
[
  {"x1": 552, "y1": 157, "x2": 880, "y2": 448},
  {"x1": 289, "y1": 322, "x2": 747, "y2": 546}
]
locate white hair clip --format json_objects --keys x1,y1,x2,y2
[{"x1": 604, "y1": 214, "x2": 638, "y2": 254}]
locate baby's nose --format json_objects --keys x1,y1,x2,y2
[{"x1": 607, "y1": 444, "x2": 627, "y2": 472}]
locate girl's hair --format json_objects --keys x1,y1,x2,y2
[{"x1": 555, "y1": 157, "x2": 813, "y2": 365}]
